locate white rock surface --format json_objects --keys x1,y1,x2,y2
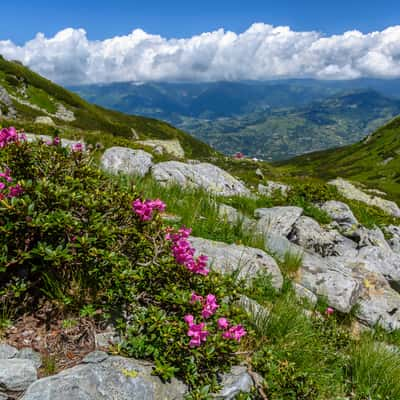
[
  {"x1": 136, "y1": 139, "x2": 185, "y2": 158},
  {"x1": 255, "y1": 206, "x2": 303, "y2": 237},
  {"x1": 190, "y1": 236, "x2": 283, "y2": 289},
  {"x1": 101, "y1": 147, "x2": 153, "y2": 177},
  {"x1": 152, "y1": 161, "x2": 250, "y2": 197},
  {"x1": 34, "y1": 116, "x2": 55, "y2": 126},
  {"x1": 329, "y1": 178, "x2": 400, "y2": 218}
]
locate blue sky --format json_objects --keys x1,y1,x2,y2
[
  {"x1": 1, "y1": 0, "x2": 399, "y2": 43},
  {"x1": 1, "y1": 0, "x2": 399, "y2": 84}
]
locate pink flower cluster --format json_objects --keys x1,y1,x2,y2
[
  {"x1": 46, "y1": 137, "x2": 61, "y2": 146},
  {"x1": 132, "y1": 198, "x2": 166, "y2": 221},
  {"x1": 220, "y1": 323, "x2": 247, "y2": 342},
  {"x1": 0, "y1": 169, "x2": 23, "y2": 200},
  {"x1": 185, "y1": 293, "x2": 246, "y2": 347},
  {"x1": 191, "y1": 292, "x2": 219, "y2": 319},
  {"x1": 72, "y1": 142, "x2": 83, "y2": 152},
  {"x1": 166, "y1": 227, "x2": 209, "y2": 275},
  {"x1": 0, "y1": 127, "x2": 25, "y2": 148},
  {"x1": 184, "y1": 315, "x2": 209, "y2": 347}
]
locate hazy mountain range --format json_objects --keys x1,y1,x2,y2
[{"x1": 70, "y1": 79, "x2": 400, "y2": 160}]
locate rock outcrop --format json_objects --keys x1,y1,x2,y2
[
  {"x1": 21, "y1": 355, "x2": 187, "y2": 400},
  {"x1": 152, "y1": 161, "x2": 250, "y2": 197},
  {"x1": 190, "y1": 237, "x2": 283, "y2": 289},
  {"x1": 329, "y1": 178, "x2": 400, "y2": 218},
  {"x1": 101, "y1": 147, "x2": 153, "y2": 177},
  {"x1": 136, "y1": 139, "x2": 185, "y2": 158}
]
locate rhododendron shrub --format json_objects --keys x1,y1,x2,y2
[{"x1": 0, "y1": 128, "x2": 247, "y2": 390}]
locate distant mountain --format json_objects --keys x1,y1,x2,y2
[{"x1": 71, "y1": 80, "x2": 400, "y2": 160}]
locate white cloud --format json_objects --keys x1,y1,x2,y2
[{"x1": 1, "y1": 24, "x2": 400, "y2": 84}]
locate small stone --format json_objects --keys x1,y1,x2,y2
[
  {"x1": 82, "y1": 351, "x2": 109, "y2": 364},
  {"x1": 34, "y1": 116, "x2": 55, "y2": 126},
  {"x1": 0, "y1": 343, "x2": 18, "y2": 359},
  {"x1": 215, "y1": 366, "x2": 254, "y2": 399},
  {"x1": 95, "y1": 330, "x2": 121, "y2": 349}
]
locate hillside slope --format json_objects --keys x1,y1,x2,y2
[
  {"x1": 0, "y1": 55, "x2": 216, "y2": 159},
  {"x1": 278, "y1": 115, "x2": 400, "y2": 201}
]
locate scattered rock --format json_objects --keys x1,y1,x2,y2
[
  {"x1": 34, "y1": 116, "x2": 55, "y2": 126},
  {"x1": 16, "y1": 348, "x2": 42, "y2": 368},
  {"x1": 321, "y1": 200, "x2": 359, "y2": 232},
  {"x1": 0, "y1": 343, "x2": 18, "y2": 359},
  {"x1": 297, "y1": 252, "x2": 363, "y2": 313},
  {"x1": 328, "y1": 178, "x2": 400, "y2": 218},
  {"x1": 357, "y1": 277, "x2": 400, "y2": 331},
  {"x1": 82, "y1": 351, "x2": 109, "y2": 364},
  {"x1": 218, "y1": 204, "x2": 255, "y2": 230},
  {"x1": 293, "y1": 283, "x2": 318, "y2": 305},
  {"x1": 190, "y1": 237, "x2": 283, "y2": 289},
  {"x1": 356, "y1": 246, "x2": 400, "y2": 291},
  {"x1": 289, "y1": 216, "x2": 357, "y2": 257},
  {"x1": 152, "y1": 161, "x2": 250, "y2": 197},
  {"x1": 95, "y1": 328, "x2": 121, "y2": 349},
  {"x1": 0, "y1": 359, "x2": 37, "y2": 391},
  {"x1": 255, "y1": 206, "x2": 303, "y2": 237},
  {"x1": 264, "y1": 232, "x2": 304, "y2": 261},
  {"x1": 383, "y1": 225, "x2": 400, "y2": 254},
  {"x1": 255, "y1": 168, "x2": 264, "y2": 179},
  {"x1": 21, "y1": 356, "x2": 187, "y2": 400},
  {"x1": 258, "y1": 181, "x2": 289, "y2": 197},
  {"x1": 101, "y1": 147, "x2": 153, "y2": 177},
  {"x1": 55, "y1": 103, "x2": 75, "y2": 122},
  {"x1": 215, "y1": 366, "x2": 255, "y2": 399},
  {"x1": 136, "y1": 139, "x2": 185, "y2": 159}
]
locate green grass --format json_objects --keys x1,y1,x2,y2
[
  {"x1": 348, "y1": 336, "x2": 400, "y2": 399},
  {"x1": 121, "y1": 175, "x2": 266, "y2": 249}
]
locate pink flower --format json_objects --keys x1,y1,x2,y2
[
  {"x1": 325, "y1": 307, "x2": 334, "y2": 316},
  {"x1": 8, "y1": 184, "x2": 23, "y2": 198},
  {"x1": 184, "y1": 314, "x2": 195, "y2": 326},
  {"x1": 132, "y1": 198, "x2": 166, "y2": 222},
  {"x1": 190, "y1": 292, "x2": 203, "y2": 304},
  {"x1": 187, "y1": 321, "x2": 209, "y2": 347},
  {"x1": 217, "y1": 318, "x2": 229, "y2": 330},
  {"x1": 201, "y1": 294, "x2": 219, "y2": 319},
  {"x1": 72, "y1": 143, "x2": 83, "y2": 152},
  {"x1": 223, "y1": 324, "x2": 247, "y2": 342},
  {"x1": 166, "y1": 226, "x2": 209, "y2": 275},
  {"x1": 0, "y1": 127, "x2": 21, "y2": 148}
]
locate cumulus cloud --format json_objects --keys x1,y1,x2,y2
[{"x1": 1, "y1": 23, "x2": 400, "y2": 84}]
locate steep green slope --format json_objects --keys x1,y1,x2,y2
[
  {"x1": 278, "y1": 115, "x2": 400, "y2": 201},
  {"x1": 0, "y1": 55, "x2": 216, "y2": 159}
]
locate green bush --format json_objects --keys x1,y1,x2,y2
[{"x1": 0, "y1": 134, "x2": 243, "y2": 390}]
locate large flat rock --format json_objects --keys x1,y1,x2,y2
[
  {"x1": 190, "y1": 237, "x2": 283, "y2": 289},
  {"x1": 101, "y1": 147, "x2": 153, "y2": 177},
  {"x1": 152, "y1": 161, "x2": 250, "y2": 197}
]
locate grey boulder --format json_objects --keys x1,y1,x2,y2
[
  {"x1": 289, "y1": 216, "x2": 357, "y2": 257},
  {"x1": 190, "y1": 237, "x2": 283, "y2": 289},
  {"x1": 152, "y1": 161, "x2": 250, "y2": 197},
  {"x1": 21, "y1": 356, "x2": 187, "y2": 400},
  {"x1": 0, "y1": 359, "x2": 37, "y2": 391},
  {"x1": 255, "y1": 206, "x2": 303, "y2": 237},
  {"x1": 101, "y1": 147, "x2": 153, "y2": 177}
]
